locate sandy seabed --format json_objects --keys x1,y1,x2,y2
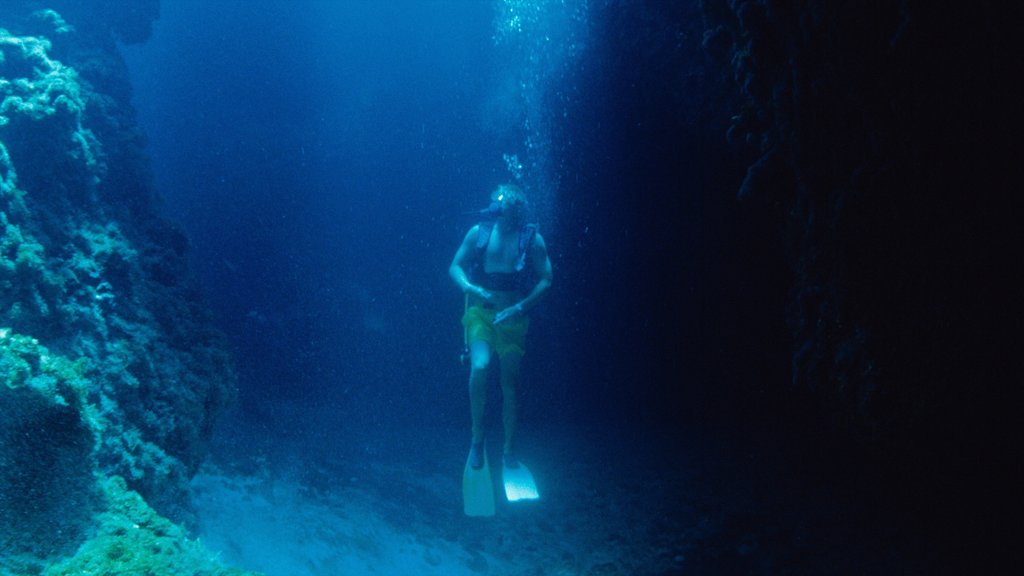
[{"x1": 192, "y1": 422, "x2": 921, "y2": 575}]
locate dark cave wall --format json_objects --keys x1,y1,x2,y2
[
  {"x1": 557, "y1": 1, "x2": 789, "y2": 427},
  {"x1": 567, "y1": 2, "x2": 1018, "y2": 563},
  {"x1": 701, "y1": 0, "x2": 1021, "y2": 553}
]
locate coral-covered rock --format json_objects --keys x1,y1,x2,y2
[
  {"x1": 0, "y1": 329, "x2": 97, "y2": 564},
  {"x1": 2, "y1": 5, "x2": 244, "y2": 573},
  {"x1": 3, "y1": 1, "x2": 160, "y2": 45},
  {"x1": 43, "y1": 476, "x2": 259, "y2": 576}
]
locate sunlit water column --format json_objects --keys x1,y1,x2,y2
[{"x1": 490, "y1": 0, "x2": 589, "y2": 228}]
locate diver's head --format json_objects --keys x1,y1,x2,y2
[{"x1": 491, "y1": 184, "x2": 528, "y2": 226}]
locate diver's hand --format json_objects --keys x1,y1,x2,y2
[
  {"x1": 493, "y1": 303, "x2": 523, "y2": 325},
  {"x1": 471, "y1": 285, "x2": 493, "y2": 302}
]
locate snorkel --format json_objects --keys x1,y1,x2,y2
[
  {"x1": 464, "y1": 185, "x2": 528, "y2": 225},
  {"x1": 492, "y1": 185, "x2": 527, "y2": 227},
  {"x1": 476, "y1": 201, "x2": 504, "y2": 219}
]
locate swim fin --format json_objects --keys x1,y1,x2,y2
[
  {"x1": 503, "y1": 460, "x2": 540, "y2": 502},
  {"x1": 462, "y1": 448, "x2": 495, "y2": 516}
]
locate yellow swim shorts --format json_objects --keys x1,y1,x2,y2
[{"x1": 462, "y1": 305, "x2": 530, "y2": 358}]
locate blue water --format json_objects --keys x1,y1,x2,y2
[
  {"x1": 115, "y1": 1, "x2": 917, "y2": 574},
  {"x1": 123, "y1": 1, "x2": 590, "y2": 438}
]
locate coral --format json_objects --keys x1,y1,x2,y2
[
  {"x1": 2, "y1": 6, "x2": 243, "y2": 573},
  {"x1": 0, "y1": 329, "x2": 97, "y2": 565},
  {"x1": 43, "y1": 476, "x2": 260, "y2": 576},
  {"x1": 0, "y1": 26, "x2": 104, "y2": 205},
  {"x1": 1, "y1": 7, "x2": 235, "y2": 510},
  {"x1": 0, "y1": 329, "x2": 248, "y2": 575},
  {"x1": 1, "y1": 1, "x2": 159, "y2": 45}
]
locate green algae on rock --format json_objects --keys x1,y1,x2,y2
[
  {"x1": 1, "y1": 328, "x2": 97, "y2": 564},
  {"x1": 43, "y1": 476, "x2": 262, "y2": 576},
  {"x1": 2, "y1": 6, "x2": 246, "y2": 575}
]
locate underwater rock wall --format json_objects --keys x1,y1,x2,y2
[
  {"x1": 2, "y1": 4, "x2": 244, "y2": 572},
  {"x1": 702, "y1": 0, "x2": 1019, "y2": 528},
  {"x1": 4, "y1": 0, "x2": 160, "y2": 45},
  {"x1": 0, "y1": 331, "x2": 96, "y2": 561}
]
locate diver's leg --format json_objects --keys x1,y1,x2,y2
[
  {"x1": 468, "y1": 340, "x2": 491, "y2": 444},
  {"x1": 499, "y1": 351, "x2": 522, "y2": 461}
]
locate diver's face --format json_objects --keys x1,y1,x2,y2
[
  {"x1": 500, "y1": 199, "x2": 525, "y2": 224},
  {"x1": 492, "y1": 188, "x2": 526, "y2": 223}
]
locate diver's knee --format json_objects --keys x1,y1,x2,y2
[
  {"x1": 470, "y1": 355, "x2": 491, "y2": 372},
  {"x1": 469, "y1": 341, "x2": 491, "y2": 371}
]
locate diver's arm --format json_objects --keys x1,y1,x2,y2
[
  {"x1": 495, "y1": 233, "x2": 551, "y2": 325},
  {"x1": 450, "y1": 226, "x2": 491, "y2": 299},
  {"x1": 517, "y1": 232, "x2": 552, "y2": 312}
]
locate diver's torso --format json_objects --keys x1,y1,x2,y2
[
  {"x1": 483, "y1": 224, "x2": 522, "y2": 274},
  {"x1": 474, "y1": 223, "x2": 527, "y2": 307}
]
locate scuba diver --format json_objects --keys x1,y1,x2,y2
[{"x1": 450, "y1": 184, "x2": 553, "y2": 473}]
